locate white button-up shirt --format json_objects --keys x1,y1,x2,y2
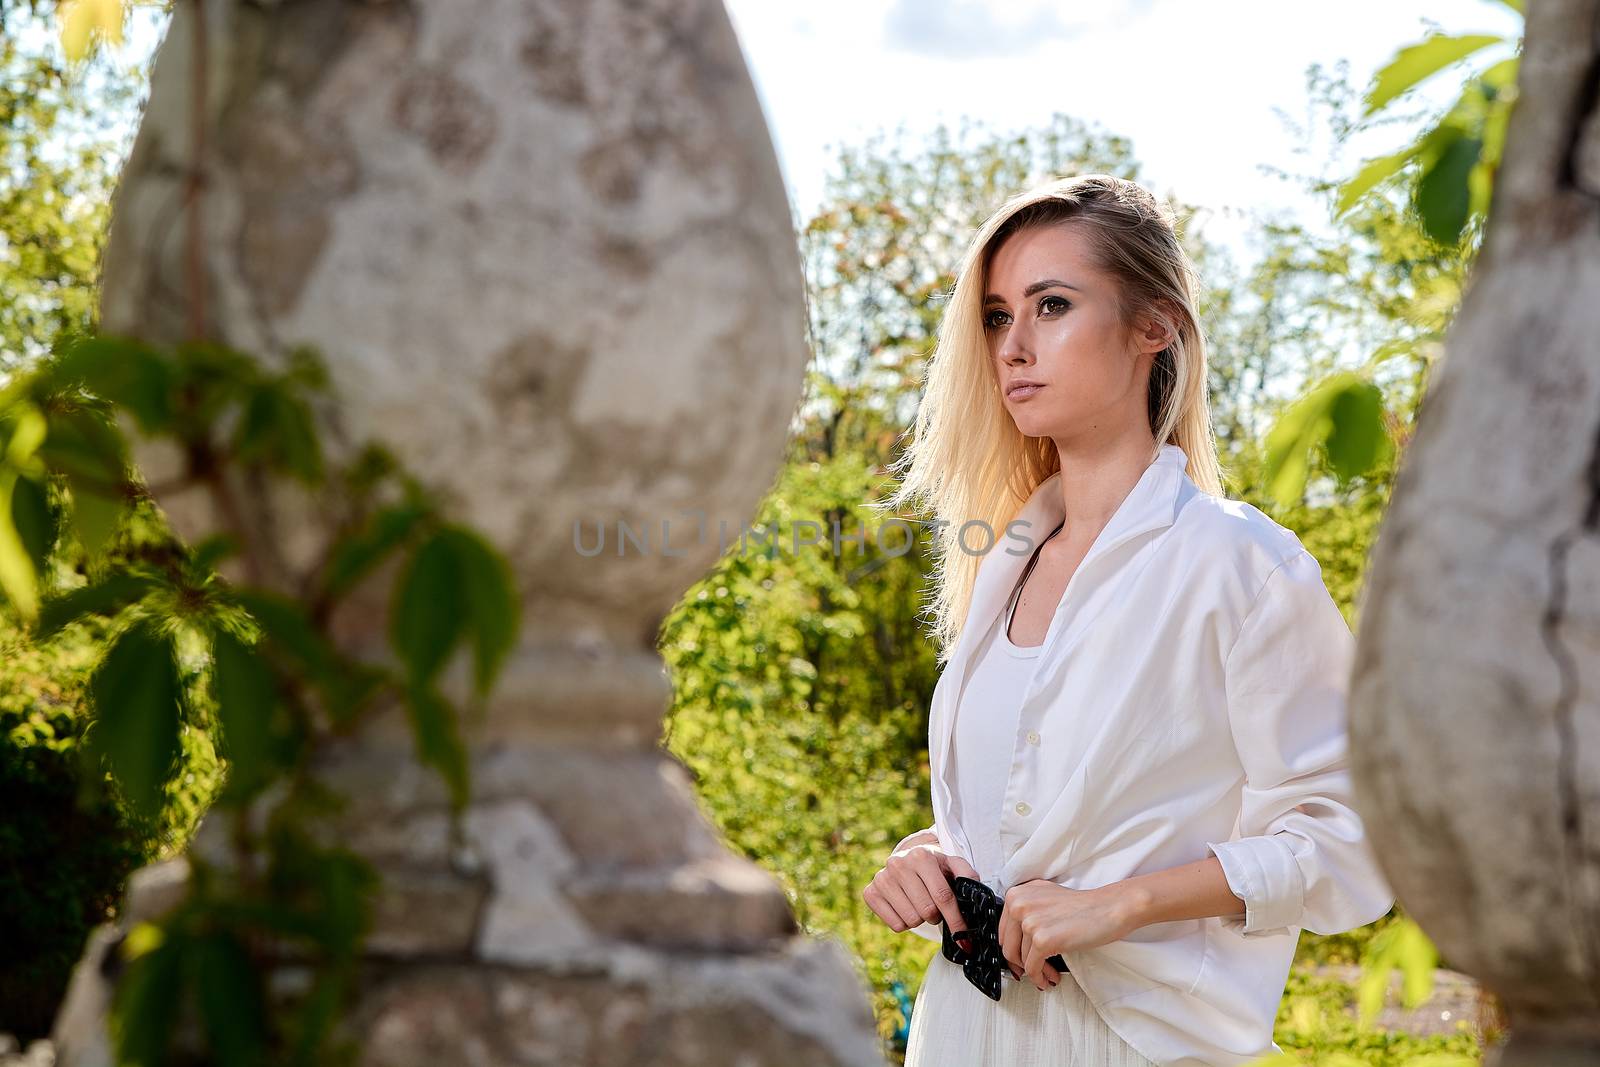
[{"x1": 907, "y1": 442, "x2": 1395, "y2": 1066}]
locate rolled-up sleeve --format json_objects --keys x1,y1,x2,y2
[{"x1": 1205, "y1": 548, "x2": 1395, "y2": 937}]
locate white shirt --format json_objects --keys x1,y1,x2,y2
[
  {"x1": 906, "y1": 442, "x2": 1395, "y2": 1067},
  {"x1": 949, "y1": 588, "x2": 1044, "y2": 883}
]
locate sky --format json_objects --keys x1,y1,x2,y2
[
  {"x1": 107, "y1": 0, "x2": 1520, "y2": 270},
  {"x1": 721, "y1": 0, "x2": 1522, "y2": 267}
]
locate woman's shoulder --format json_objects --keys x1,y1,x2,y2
[{"x1": 1168, "y1": 482, "x2": 1316, "y2": 591}]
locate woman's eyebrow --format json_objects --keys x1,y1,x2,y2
[{"x1": 983, "y1": 279, "x2": 1084, "y2": 306}]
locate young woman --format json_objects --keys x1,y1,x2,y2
[{"x1": 861, "y1": 174, "x2": 1395, "y2": 1066}]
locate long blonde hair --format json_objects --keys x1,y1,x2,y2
[{"x1": 880, "y1": 174, "x2": 1225, "y2": 663}]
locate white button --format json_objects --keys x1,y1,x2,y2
[
  {"x1": 1015, "y1": 801, "x2": 1031, "y2": 816},
  {"x1": 1025, "y1": 730, "x2": 1041, "y2": 746}
]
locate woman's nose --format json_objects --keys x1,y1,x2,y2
[{"x1": 999, "y1": 333, "x2": 1032, "y2": 365}]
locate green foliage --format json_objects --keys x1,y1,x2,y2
[
  {"x1": 0, "y1": 3, "x2": 147, "y2": 368},
  {"x1": 0, "y1": 332, "x2": 521, "y2": 1061},
  {"x1": 1259, "y1": 966, "x2": 1481, "y2": 1067},
  {"x1": 0, "y1": 545, "x2": 219, "y2": 1043},
  {"x1": 1337, "y1": 16, "x2": 1521, "y2": 250}
]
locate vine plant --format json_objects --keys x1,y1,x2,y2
[{"x1": 0, "y1": 331, "x2": 520, "y2": 1065}]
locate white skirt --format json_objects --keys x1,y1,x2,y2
[{"x1": 903, "y1": 950, "x2": 1159, "y2": 1067}]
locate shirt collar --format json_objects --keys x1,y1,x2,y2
[{"x1": 954, "y1": 442, "x2": 1191, "y2": 666}]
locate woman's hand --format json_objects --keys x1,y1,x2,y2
[
  {"x1": 998, "y1": 879, "x2": 1136, "y2": 989},
  {"x1": 863, "y1": 832, "x2": 981, "y2": 945}
]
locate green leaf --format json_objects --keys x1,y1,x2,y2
[
  {"x1": 403, "y1": 682, "x2": 469, "y2": 809},
  {"x1": 1355, "y1": 917, "x2": 1439, "y2": 1026},
  {"x1": 1335, "y1": 144, "x2": 1415, "y2": 220},
  {"x1": 233, "y1": 590, "x2": 339, "y2": 677},
  {"x1": 437, "y1": 525, "x2": 520, "y2": 697},
  {"x1": 111, "y1": 930, "x2": 186, "y2": 1067},
  {"x1": 50, "y1": 334, "x2": 176, "y2": 433},
  {"x1": 1364, "y1": 33, "x2": 1504, "y2": 116},
  {"x1": 191, "y1": 930, "x2": 268, "y2": 1067},
  {"x1": 321, "y1": 502, "x2": 429, "y2": 601},
  {"x1": 390, "y1": 530, "x2": 469, "y2": 685},
  {"x1": 233, "y1": 382, "x2": 324, "y2": 484},
  {"x1": 11, "y1": 473, "x2": 57, "y2": 571},
  {"x1": 1417, "y1": 129, "x2": 1482, "y2": 247},
  {"x1": 41, "y1": 404, "x2": 129, "y2": 561},
  {"x1": 310, "y1": 850, "x2": 377, "y2": 954},
  {"x1": 1263, "y1": 372, "x2": 1391, "y2": 505},
  {"x1": 86, "y1": 619, "x2": 184, "y2": 819},
  {"x1": 1325, "y1": 380, "x2": 1391, "y2": 484},
  {"x1": 0, "y1": 473, "x2": 41, "y2": 618},
  {"x1": 189, "y1": 533, "x2": 241, "y2": 573},
  {"x1": 35, "y1": 570, "x2": 161, "y2": 640},
  {"x1": 210, "y1": 629, "x2": 284, "y2": 800},
  {"x1": 232, "y1": 589, "x2": 383, "y2": 726},
  {"x1": 287, "y1": 966, "x2": 350, "y2": 1065}
]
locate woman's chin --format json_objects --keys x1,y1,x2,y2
[{"x1": 1009, "y1": 412, "x2": 1063, "y2": 439}]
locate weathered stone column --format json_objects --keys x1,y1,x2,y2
[
  {"x1": 52, "y1": 1, "x2": 884, "y2": 1063},
  {"x1": 1347, "y1": 0, "x2": 1600, "y2": 1060}
]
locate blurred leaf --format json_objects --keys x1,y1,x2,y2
[
  {"x1": 59, "y1": 0, "x2": 125, "y2": 63},
  {"x1": 1364, "y1": 33, "x2": 1503, "y2": 116},
  {"x1": 233, "y1": 591, "x2": 339, "y2": 679},
  {"x1": 86, "y1": 619, "x2": 183, "y2": 819},
  {"x1": 41, "y1": 404, "x2": 129, "y2": 561},
  {"x1": 321, "y1": 502, "x2": 428, "y2": 601},
  {"x1": 1335, "y1": 145, "x2": 1414, "y2": 220},
  {"x1": 1264, "y1": 372, "x2": 1391, "y2": 504},
  {"x1": 35, "y1": 570, "x2": 161, "y2": 640},
  {"x1": 233, "y1": 590, "x2": 381, "y2": 726},
  {"x1": 11, "y1": 473, "x2": 57, "y2": 571},
  {"x1": 190, "y1": 533, "x2": 242, "y2": 573},
  {"x1": 1357, "y1": 916, "x2": 1439, "y2": 1025},
  {"x1": 50, "y1": 335, "x2": 175, "y2": 433},
  {"x1": 436, "y1": 525, "x2": 519, "y2": 697},
  {"x1": 111, "y1": 930, "x2": 184, "y2": 1067},
  {"x1": 210, "y1": 630, "x2": 284, "y2": 801},
  {"x1": 0, "y1": 473, "x2": 40, "y2": 618},
  {"x1": 287, "y1": 966, "x2": 350, "y2": 1065},
  {"x1": 191, "y1": 930, "x2": 268, "y2": 1067},
  {"x1": 403, "y1": 682, "x2": 469, "y2": 810},
  {"x1": 390, "y1": 530, "x2": 468, "y2": 685},
  {"x1": 1416, "y1": 128, "x2": 1482, "y2": 247},
  {"x1": 1325, "y1": 380, "x2": 1391, "y2": 483},
  {"x1": 233, "y1": 383, "x2": 324, "y2": 484}
]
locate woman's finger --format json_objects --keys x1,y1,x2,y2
[
  {"x1": 914, "y1": 857, "x2": 969, "y2": 940},
  {"x1": 875, "y1": 873, "x2": 927, "y2": 931},
  {"x1": 892, "y1": 861, "x2": 942, "y2": 927},
  {"x1": 942, "y1": 852, "x2": 981, "y2": 883}
]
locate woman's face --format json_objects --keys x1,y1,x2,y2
[{"x1": 982, "y1": 222, "x2": 1161, "y2": 445}]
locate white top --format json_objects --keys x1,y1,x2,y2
[
  {"x1": 906, "y1": 442, "x2": 1395, "y2": 1067},
  {"x1": 948, "y1": 565, "x2": 1045, "y2": 885}
]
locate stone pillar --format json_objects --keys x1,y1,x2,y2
[
  {"x1": 1347, "y1": 0, "x2": 1600, "y2": 1060},
  {"x1": 52, "y1": 2, "x2": 884, "y2": 1063}
]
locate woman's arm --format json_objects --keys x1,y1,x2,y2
[
  {"x1": 1101, "y1": 804, "x2": 1316, "y2": 930},
  {"x1": 1102, "y1": 855, "x2": 1247, "y2": 930},
  {"x1": 1198, "y1": 548, "x2": 1394, "y2": 936}
]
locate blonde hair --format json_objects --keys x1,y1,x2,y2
[{"x1": 879, "y1": 174, "x2": 1225, "y2": 663}]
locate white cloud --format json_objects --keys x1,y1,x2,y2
[{"x1": 882, "y1": 0, "x2": 1090, "y2": 60}]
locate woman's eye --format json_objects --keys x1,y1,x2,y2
[
  {"x1": 983, "y1": 310, "x2": 1009, "y2": 330},
  {"x1": 1039, "y1": 295, "x2": 1070, "y2": 315}
]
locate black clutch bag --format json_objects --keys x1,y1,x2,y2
[{"x1": 939, "y1": 875, "x2": 1068, "y2": 1001}]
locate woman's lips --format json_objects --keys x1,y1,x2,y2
[{"x1": 1008, "y1": 384, "x2": 1044, "y2": 400}]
